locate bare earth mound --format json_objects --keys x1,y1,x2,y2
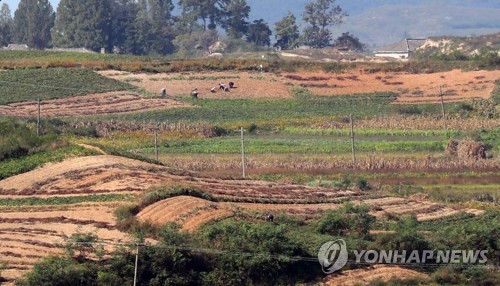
[
  {"x1": 321, "y1": 265, "x2": 429, "y2": 286},
  {"x1": 0, "y1": 92, "x2": 190, "y2": 117},
  {"x1": 0, "y1": 155, "x2": 483, "y2": 283}
]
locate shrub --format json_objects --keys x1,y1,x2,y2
[
  {"x1": 355, "y1": 178, "x2": 371, "y2": 191},
  {"x1": 197, "y1": 219, "x2": 318, "y2": 285},
  {"x1": 19, "y1": 257, "x2": 99, "y2": 286},
  {"x1": 316, "y1": 203, "x2": 375, "y2": 237}
]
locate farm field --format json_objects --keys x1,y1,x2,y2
[
  {"x1": 101, "y1": 68, "x2": 500, "y2": 103},
  {"x1": 0, "y1": 50, "x2": 498, "y2": 285},
  {"x1": 0, "y1": 155, "x2": 488, "y2": 282}
]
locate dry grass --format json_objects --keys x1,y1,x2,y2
[{"x1": 0, "y1": 92, "x2": 189, "y2": 117}]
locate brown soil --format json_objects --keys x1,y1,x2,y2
[
  {"x1": 0, "y1": 92, "x2": 190, "y2": 117},
  {"x1": 99, "y1": 70, "x2": 292, "y2": 99},
  {"x1": 321, "y1": 265, "x2": 429, "y2": 286},
  {"x1": 0, "y1": 155, "x2": 484, "y2": 283},
  {"x1": 282, "y1": 69, "x2": 500, "y2": 103},
  {"x1": 0, "y1": 203, "x2": 130, "y2": 282},
  {"x1": 100, "y1": 69, "x2": 500, "y2": 103}
]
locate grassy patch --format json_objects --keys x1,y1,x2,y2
[
  {"x1": 153, "y1": 135, "x2": 446, "y2": 154},
  {"x1": 0, "y1": 68, "x2": 135, "y2": 104},
  {"x1": 0, "y1": 145, "x2": 97, "y2": 180},
  {"x1": 0, "y1": 194, "x2": 134, "y2": 206},
  {"x1": 107, "y1": 93, "x2": 399, "y2": 124}
]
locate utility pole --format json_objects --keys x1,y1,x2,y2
[
  {"x1": 439, "y1": 86, "x2": 447, "y2": 130},
  {"x1": 37, "y1": 98, "x2": 41, "y2": 136},
  {"x1": 350, "y1": 114, "x2": 356, "y2": 164},
  {"x1": 240, "y1": 127, "x2": 246, "y2": 178},
  {"x1": 133, "y1": 243, "x2": 140, "y2": 286},
  {"x1": 154, "y1": 129, "x2": 159, "y2": 161}
]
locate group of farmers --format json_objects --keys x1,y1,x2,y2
[{"x1": 160, "y1": 81, "x2": 236, "y2": 99}]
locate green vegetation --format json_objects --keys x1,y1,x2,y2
[
  {"x1": 19, "y1": 207, "x2": 500, "y2": 285},
  {"x1": 0, "y1": 194, "x2": 133, "y2": 206},
  {"x1": 0, "y1": 68, "x2": 134, "y2": 104},
  {"x1": 0, "y1": 145, "x2": 97, "y2": 180},
  {"x1": 109, "y1": 93, "x2": 398, "y2": 124},
  {"x1": 151, "y1": 135, "x2": 446, "y2": 154},
  {"x1": 0, "y1": 119, "x2": 98, "y2": 179}
]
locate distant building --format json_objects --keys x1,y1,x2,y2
[
  {"x1": 4, "y1": 44, "x2": 29, "y2": 51},
  {"x1": 375, "y1": 38, "x2": 426, "y2": 60},
  {"x1": 46, "y1": 47, "x2": 96, "y2": 53}
]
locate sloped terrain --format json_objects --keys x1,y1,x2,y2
[{"x1": 0, "y1": 155, "x2": 487, "y2": 283}]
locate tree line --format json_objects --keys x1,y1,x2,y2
[{"x1": 0, "y1": 0, "x2": 365, "y2": 56}]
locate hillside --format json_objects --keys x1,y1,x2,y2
[{"x1": 248, "y1": 0, "x2": 500, "y2": 46}]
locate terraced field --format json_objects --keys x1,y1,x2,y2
[
  {"x1": 0, "y1": 154, "x2": 486, "y2": 283},
  {"x1": 0, "y1": 92, "x2": 189, "y2": 117}
]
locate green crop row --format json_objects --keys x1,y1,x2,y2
[
  {"x1": 0, "y1": 68, "x2": 135, "y2": 105},
  {"x1": 147, "y1": 136, "x2": 446, "y2": 154},
  {"x1": 0, "y1": 194, "x2": 134, "y2": 206}
]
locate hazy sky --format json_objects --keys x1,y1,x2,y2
[{"x1": 3, "y1": 0, "x2": 60, "y2": 14}]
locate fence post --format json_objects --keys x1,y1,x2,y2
[
  {"x1": 240, "y1": 127, "x2": 246, "y2": 178},
  {"x1": 133, "y1": 243, "x2": 140, "y2": 286},
  {"x1": 439, "y1": 86, "x2": 447, "y2": 130},
  {"x1": 350, "y1": 114, "x2": 356, "y2": 164},
  {"x1": 37, "y1": 98, "x2": 41, "y2": 136}
]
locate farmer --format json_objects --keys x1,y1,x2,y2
[
  {"x1": 266, "y1": 213, "x2": 274, "y2": 222},
  {"x1": 191, "y1": 88, "x2": 198, "y2": 99},
  {"x1": 229, "y1": 82, "x2": 235, "y2": 89},
  {"x1": 161, "y1": 88, "x2": 166, "y2": 97},
  {"x1": 210, "y1": 87, "x2": 216, "y2": 93}
]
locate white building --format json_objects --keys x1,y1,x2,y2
[{"x1": 375, "y1": 38, "x2": 427, "y2": 60}]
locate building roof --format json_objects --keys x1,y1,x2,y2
[
  {"x1": 4, "y1": 44, "x2": 29, "y2": 50},
  {"x1": 376, "y1": 38, "x2": 427, "y2": 53}
]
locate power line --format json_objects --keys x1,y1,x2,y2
[{"x1": 67, "y1": 241, "x2": 499, "y2": 269}]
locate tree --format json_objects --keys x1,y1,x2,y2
[
  {"x1": 274, "y1": 11, "x2": 300, "y2": 50},
  {"x1": 222, "y1": 0, "x2": 250, "y2": 39},
  {"x1": 246, "y1": 19, "x2": 271, "y2": 46},
  {"x1": 0, "y1": 3, "x2": 13, "y2": 46},
  {"x1": 13, "y1": 0, "x2": 54, "y2": 49},
  {"x1": 173, "y1": 28, "x2": 219, "y2": 57},
  {"x1": 110, "y1": 0, "x2": 140, "y2": 54},
  {"x1": 334, "y1": 32, "x2": 366, "y2": 52},
  {"x1": 302, "y1": 0, "x2": 347, "y2": 48},
  {"x1": 178, "y1": 0, "x2": 225, "y2": 30},
  {"x1": 147, "y1": 0, "x2": 176, "y2": 55},
  {"x1": 52, "y1": 0, "x2": 112, "y2": 52}
]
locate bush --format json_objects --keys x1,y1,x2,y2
[
  {"x1": 316, "y1": 203, "x2": 375, "y2": 237},
  {"x1": 355, "y1": 178, "x2": 371, "y2": 191},
  {"x1": 197, "y1": 219, "x2": 318, "y2": 285},
  {"x1": 19, "y1": 257, "x2": 99, "y2": 286},
  {"x1": 0, "y1": 119, "x2": 62, "y2": 161}
]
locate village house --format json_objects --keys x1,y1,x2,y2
[{"x1": 375, "y1": 38, "x2": 427, "y2": 60}]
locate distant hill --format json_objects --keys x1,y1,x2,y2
[
  {"x1": 4, "y1": 0, "x2": 500, "y2": 47},
  {"x1": 248, "y1": 0, "x2": 500, "y2": 47}
]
